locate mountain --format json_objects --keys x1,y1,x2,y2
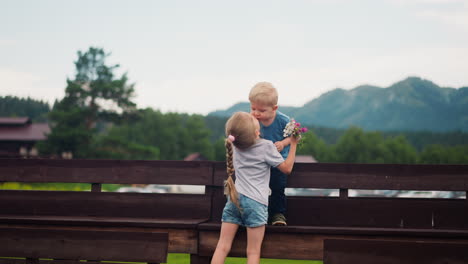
[{"x1": 208, "y1": 77, "x2": 468, "y2": 132}]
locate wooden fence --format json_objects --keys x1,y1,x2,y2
[{"x1": 1, "y1": 159, "x2": 468, "y2": 263}]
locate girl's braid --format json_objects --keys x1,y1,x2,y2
[{"x1": 224, "y1": 138, "x2": 240, "y2": 210}]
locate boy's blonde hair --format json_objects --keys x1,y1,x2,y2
[
  {"x1": 224, "y1": 112, "x2": 258, "y2": 210},
  {"x1": 249, "y1": 82, "x2": 278, "y2": 107}
]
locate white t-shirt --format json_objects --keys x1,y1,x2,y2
[{"x1": 234, "y1": 138, "x2": 285, "y2": 205}]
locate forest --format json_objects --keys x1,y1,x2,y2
[{"x1": 1, "y1": 47, "x2": 467, "y2": 164}]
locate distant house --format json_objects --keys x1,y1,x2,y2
[
  {"x1": 295, "y1": 155, "x2": 318, "y2": 163},
  {"x1": 184, "y1": 152, "x2": 208, "y2": 161},
  {"x1": 0, "y1": 117, "x2": 50, "y2": 158}
]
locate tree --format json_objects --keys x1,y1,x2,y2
[
  {"x1": 0, "y1": 96, "x2": 50, "y2": 122},
  {"x1": 213, "y1": 137, "x2": 228, "y2": 161},
  {"x1": 420, "y1": 144, "x2": 468, "y2": 164},
  {"x1": 39, "y1": 47, "x2": 136, "y2": 157},
  {"x1": 92, "y1": 133, "x2": 160, "y2": 160},
  {"x1": 381, "y1": 135, "x2": 418, "y2": 164},
  {"x1": 111, "y1": 109, "x2": 215, "y2": 160},
  {"x1": 297, "y1": 131, "x2": 333, "y2": 162},
  {"x1": 333, "y1": 127, "x2": 385, "y2": 163}
]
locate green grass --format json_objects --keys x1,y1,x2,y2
[
  {"x1": 2, "y1": 256, "x2": 321, "y2": 264},
  {"x1": 0, "y1": 182, "x2": 123, "y2": 192},
  {"x1": 164, "y1": 254, "x2": 322, "y2": 264}
]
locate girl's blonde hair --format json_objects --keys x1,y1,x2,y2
[{"x1": 224, "y1": 112, "x2": 259, "y2": 210}]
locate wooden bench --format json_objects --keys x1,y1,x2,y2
[
  {"x1": 323, "y1": 238, "x2": 468, "y2": 264},
  {"x1": 0, "y1": 226, "x2": 168, "y2": 264},
  {"x1": 0, "y1": 159, "x2": 213, "y2": 256},
  {"x1": 2, "y1": 159, "x2": 468, "y2": 263},
  {"x1": 197, "y1": 162, "x2": 468, "y2": 262}
]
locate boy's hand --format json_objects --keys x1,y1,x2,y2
[{"x1": 274, "y1": 141, "x2": 284, "y2": 152}]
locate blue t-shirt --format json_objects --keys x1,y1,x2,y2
[{"x1": 260, "y1": 111, "x2": 291, "y2": 159}]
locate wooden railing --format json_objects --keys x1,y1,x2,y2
[{"x1": 1, "y1": 159, "x2": 468, "y2": 263}]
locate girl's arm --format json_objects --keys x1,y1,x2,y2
[{"x1": 276, "y1": 137, "x2": 298, "y2": 175}]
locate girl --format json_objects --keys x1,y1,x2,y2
[{"x1": 211, "y1": 112, "x2": 298, "y2": 264}]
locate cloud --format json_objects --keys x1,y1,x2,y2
[
  {"x1": 133, "y1": 44, "x2": 468, "y2": 115},
  {"x1": 135, "y1": 76, "x2": 254, "y2": 115},
  {"x1": 388, "y1": 0, "x2": 465, "y2": 4},
  {"x1": 251, "y1": 46, "x2": 468, "y2": 105},
  {"x1": 386, "y1": 0, "x2": 468, "y2": 29},
  {"x1": 0, "y1": 68, "x2": 62, "y2": 105},
  {"x1": 0, "y1": 39, "x2": 16, "y2": 47},
  {"x1": 417, "y1": 8, "x2": 468, "y2": 29}
]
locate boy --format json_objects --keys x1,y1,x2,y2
[{"x1": 249, "y1": 82, "x2": 292, "y2": 226}]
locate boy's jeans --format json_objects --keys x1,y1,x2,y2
[{"x1": 268, "y1": 167, "x2": 287, "y2": 216}]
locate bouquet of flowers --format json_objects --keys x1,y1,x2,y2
[{"x1": 283, "y1": 119, "x2": 308, "y2": 141}]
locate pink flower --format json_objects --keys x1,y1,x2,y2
[
  {"x1": 301, "y1": 127, "x2": 308, "y2": 133},
  {"x1": 296, "y1": 122, "x2": 301, "y2": 127}
]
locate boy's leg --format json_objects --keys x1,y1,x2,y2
[
  {"x1": 268, "y1": 167, "x2": 287, "y2": 223},
  {"x1": 246, "y1": 225, "x2": 266, "y2": 264},
  {"x1": 211, "y1": 222, "x2": 239, "y2": 264}
]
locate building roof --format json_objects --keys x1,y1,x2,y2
[
  {"x1": 295, "y1": 155, "x2": 318, "y2": 163},
  {"x1": 0, "y1": 117, "x2": 31, "y2": 126},
  {"x1": 0, "y1": 123, "x2": 50, "y2": 141},
  {"x1": 184, "y1": 152, "x2": 208, "y2": 161}
]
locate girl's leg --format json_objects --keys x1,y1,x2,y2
[
  {"x1": 246, "y1": 225, "x2": 266, "y2": 264},
  {"x1": 211, "y1": 222, "x2": 239, "y2": 264}
]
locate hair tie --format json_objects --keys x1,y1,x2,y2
[{"x1": 228, "y1": 135, "x2": 235, "y2": 142}]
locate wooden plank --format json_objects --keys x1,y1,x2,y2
[
  {"x1": 289, "y1": 163, "x2": 468, "y2": 190},
  {"x1": 0, "y1": 190, "x2": 211, "y2": 220},
  {"x1": 199, "y1": 222, "x2": 468, "y2": 238},
  {"x1": 208, "y1": 192, "x2": 468, "y2": 230},
  {"x1": 0, "y1": 159, "x2": 213, "y2": 185},
  {"x1": 200, "y1": 229, "x2": 468, "y2": 261},
  {"x1": 212, "y1": 162, "x2": 468, "y2": 190},
  {"x1": 0, "y1": 224, "x2": 198, "y2": 254},
  {"x1": 208, "y1": 186, "x2": 225, "y2": 222},
  {"x1": 323, "y1": 238, "x2": 468, "y2": 264},
  {"x1": 435, "y1": 202, "x2": 468, "y2": 229},
  {"x1": 198, "y1": 229, "x2": 323, "y2": 260},
  {"x1": 3, "y1": 159, "x2": 468, "y2": 190},
  {"x1": 0, "y1": 227, "x2": 168, "y2": 263},
  {"x1": 287, "y1": 196, "x2": 468, "y2": 229},
  {"x1": 190, "y1": 255, "x2": 211, "y2": 264},
  {"x1": 199, "y1": 230, "x2": 354, "y2": 260},
  {"x1": 212, "y1": 161, "x2": 227, "y2": 186},
  {"x1": 0, "y1": 259, "x2": 124, "y2": 264},
  {"x1": 0, "y1": 215, "x2": 209, "y2": 229}
]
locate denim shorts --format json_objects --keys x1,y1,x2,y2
[{"x1": 221, "y1": 193, "x2": 268, "y2": 227}]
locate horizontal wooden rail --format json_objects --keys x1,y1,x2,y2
[
  {"x1": 0, "y1": 190, "x2": 211, "y2": 223},
  {"x1": 212, "y1": 162, "x2": 468, "y2": 191},
  {"x1": 0, "y1": 227, "x2": 168, "y2": 263},
  {"x1": 289, "y1": 163, "x2": 468, "y2": 190},
  {"x1": 0, "y1": 159, "x2": 213, "y2": 185},
  {"x1": 324, "y1": 238, "x2": 468, "y2": 264}
]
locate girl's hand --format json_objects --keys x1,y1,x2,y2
[{"x1": 290, "y1": 134, "x2": 300, "y2": 145}]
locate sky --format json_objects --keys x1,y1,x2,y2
[{"x1": 1, "y1": 0, "x2": 468, "y2": 115}]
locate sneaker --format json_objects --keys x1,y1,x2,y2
[{"x1": 271, "y1": 213, "x2": 287, "y2": 226}]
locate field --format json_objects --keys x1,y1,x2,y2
[{"x1": 166, "y1": 254, "x2": 322, "y2": 264}]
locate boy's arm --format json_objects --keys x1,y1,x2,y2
[{"x1": 274, "y1": 137, "x2": 291, "y2": 152}]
